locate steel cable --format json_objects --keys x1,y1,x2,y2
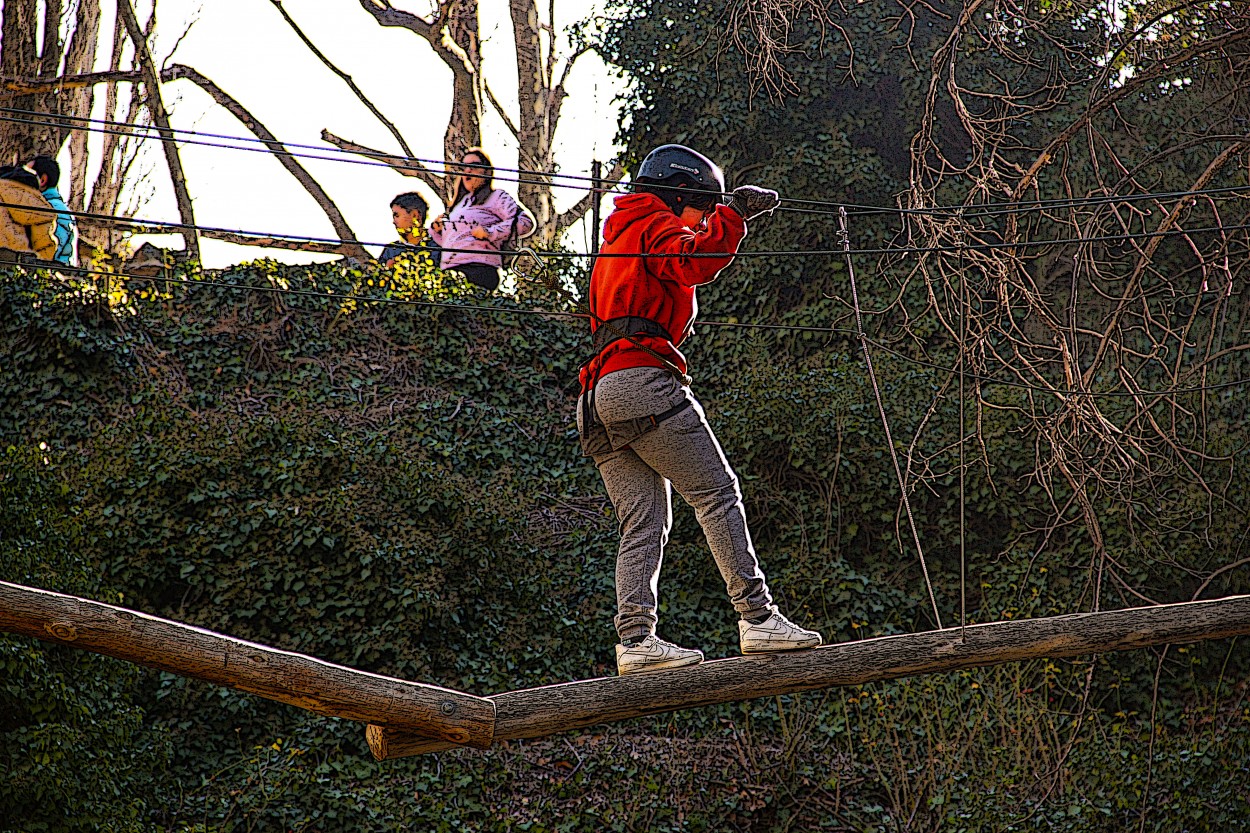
[
  {"x1": 6, "y1": 106, "x2": 1250, "y2": 220},
  {"x1": 4, "y1": 197, "x2": 1249, "y2": 261}
]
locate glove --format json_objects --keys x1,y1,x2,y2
[{"x1": 725, "y1": 185, "x2": 780, "y2": 221}]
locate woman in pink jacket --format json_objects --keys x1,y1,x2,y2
[{"x1": 430, "y1": 148, "x2": 535, "y2": 292}]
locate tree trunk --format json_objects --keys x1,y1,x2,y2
[
  {"x1": 60, "y1": 0, "x2": 102, "y2": 151},
  {"x1": 368, "y1": 594, "x2": 1250, "y2": 759},
  {"x1": 82, "y1": 13, "x2": 142, "y2": 255},
  {"x1": 508, "y1": 0, "x2": 553, "y2": 244},
  {"x1": 441, "y1": 0, "x2": 482, "y2": 201},
  {"x1": 0, "y1": 0, "x2": 101, "y2": 161},
  {"x1": 0, "y1": 580, "x2": 495, "y2": 748}
]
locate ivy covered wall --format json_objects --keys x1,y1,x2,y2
[{"x1": 2, "y1": 256, "x2": 1248, "y2": 830}]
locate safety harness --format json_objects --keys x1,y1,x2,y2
[
  {"x1": 515, "y1": 251, "x2": 696, "y2": 455},
  {"x1": 579, "y1": 316, "x2": 694, "y2": 456}
]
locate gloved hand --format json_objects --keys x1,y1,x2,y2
[{"x1": 725, "y1": 185, "x2": 780, "y2": 221}]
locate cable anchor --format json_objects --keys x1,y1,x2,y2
[
  {"x1": 952, "y1": 208, "x2": 966, "y2": 250},
  {"x1": 509, "y1": 246, "x2": 553, "y2": 287}
]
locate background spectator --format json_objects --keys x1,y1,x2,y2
[
  {"x1": 0, "y1": 165, "x2": 57, "y2": 261},
  {"x1": 380, "y1": 191, "x2": 439, "y2": 268},
  {"x1": 429, "y1": 148, "x2": 534, "y2": 292},
  {"x1": 28, "y1": 156, "x2": 77, "y2": 266}
]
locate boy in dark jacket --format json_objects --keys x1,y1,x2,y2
[
  {"x1": 578, "y1": 144, "x2": 822, "y2": 675},
  {"x1": 380, "y1": 191, "x2": 440, "y2": 267}
]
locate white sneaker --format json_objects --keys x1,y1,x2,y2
[
  {"x1": 739, "y1": 611, "x2": 823, "y2": 653},
  {"x1": 615, "y1": 635, "x2": 705, "y2": 675}
]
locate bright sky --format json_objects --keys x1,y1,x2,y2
[{"x1": 79, "y1": 0, "x2": 628, "y2": 268}]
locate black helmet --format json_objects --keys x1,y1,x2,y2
[{"x1": 636, "y1": 144, "x2": 725, "y2": 196}]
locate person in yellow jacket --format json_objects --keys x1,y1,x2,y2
[{"x1": 0, "y1": 166, "x2": 57, "y2": 260}]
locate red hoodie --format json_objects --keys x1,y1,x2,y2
[{"x1": 579, "y1": 192, "x2": 747, "y2": 390}]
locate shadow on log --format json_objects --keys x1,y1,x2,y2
[
  {"x1": 367, "y1": 594, "x2": 1250, "y2": 760},
  {"x1": 0, "y1": 581, "x2": 494, "y2": 748}
]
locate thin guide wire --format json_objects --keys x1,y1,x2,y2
[{"x1": 837, "y1": 206, "x2": 944, "y2": 630}]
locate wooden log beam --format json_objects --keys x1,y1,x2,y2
[
  {"x1": 0, "y1": 581, "x2": 494, "y2": 748},
  {"x1": 368, "y1": 594, "x2": 1250, "y2": 759}
]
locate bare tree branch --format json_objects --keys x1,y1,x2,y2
[
  {"x1": 721, "y1": 0, "x2": 846, "y2": 101},
  {"x1": 269, "y1": 0, "x2": 415, "y2": 160},
  {"x1": 117, "y1": 0, "x2": 199, "y2": 263},
  {"x1": 1079, "y1": 142, "x2": 1246, "y2": 387},
  {"x1": 7, "y1": 64, "x2": 371, "y2": 261},
  {"x1": 115, "y1": 224, "x2": 361, "y2": 256},
  {"x1": 349, "y1": 0, "x2": 600, "y2": 240},
  {"x1": 354, "y1": 0, "x2": 434, "y2": 38},
  {"x1": 1, "y1": 68, "x2": 140, "y2": 94},
  {"x1": 197, "y1": 230, "x2": 361, "y2": 256},
  {"x1": 355, "y1": 0, "x2": 482, "y2": 201},
  {"x1": 893, "y1": 2, "x2": 1250, "y2": 621},
  {"x1": 1007, "y1": 24, "x2": 1250, "y2": 224},
  {"x1": 164, "y1": 63, "x2": 369, "y2": 261},
  {"x1": 549, "y1": 45, "x2": 588, "y2": 129},
  {"x1": 484, "y1": 81, "x2": 521, "y2": 143},
  {"x1": 319, "y1": 129, "x2": 445, "y2": 197}
]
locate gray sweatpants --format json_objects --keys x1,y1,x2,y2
[{"x1": 578, "y1": 365, "x2": 774, "y2": 641}]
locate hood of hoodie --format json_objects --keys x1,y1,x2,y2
[{"x1": 601, "y1": 192, "x2": 672, "y2": 245}]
